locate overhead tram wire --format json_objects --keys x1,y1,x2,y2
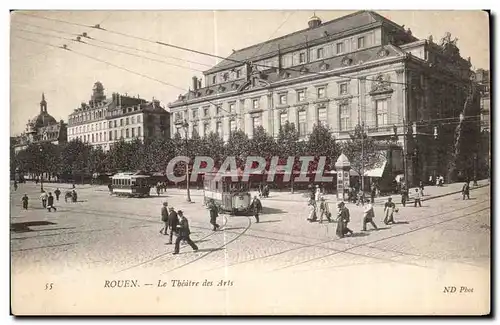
[
  {"x1": 13, "y1": 35, "x2": 186, "y2": 92},
  {"x1": 12, "y1": 28, "x2": 206, "y2": 73},
  {"x1": 17, "y1": 12, "x2": 411, "y2": 87},
  {"x1": 12, "y1": 20, "x2": 214, "y2": 68}
]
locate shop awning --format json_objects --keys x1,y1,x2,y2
[{"x1": 363, "y1": 161, "x2": 387, "y2": 178}]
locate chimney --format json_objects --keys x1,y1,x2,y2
[{"x1": 192, "y1": 76, "x2": 198, "y2": 91}]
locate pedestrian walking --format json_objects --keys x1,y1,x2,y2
[
  {"x1": 39, "y1": 190, "x2": 48, "y2": 208},
  {"x1": 462, "y1": 182, "x2": 470, "y2": 200},
  {"x1": 47, "y1": 192, "x2": 57, "y2": 212},
  {"x1": 72, "y1": 190, "x2": 78, "y2": 203},
  {"x1": 314, "y1": 185, "x2": 321, "y2": 202},
  {"x1": 251, "y1": 196, "x2": 263, "y2": 223},
  {"x1": 356, "y1": 191, "x2": 365, "y2": 206},
  {"x1": 14, "y1": 181, "x2": 18, "y2": 191},
  {"x1": 383, "y1": 197, "x2": 397, "y2": 224},
  {"x1": 207, "y1": 199, "x2": 221, "y2": 230},
  {"x1": 413, "y1": 188, "x2": 422, "y2": 207},
  {"x1": 21, "y1": 194, "x2": 29, "y2": 210},
  {"x1": 108, "y1": 183, "x2": 113, "y2": 195},
  {"x1": 159, "y1": 202, "x2": 169, "y2": 235},
  {"x1": 156, "y1": 185, "x2": 160, "y2": 197},
  {"x1": 362, "y1": 203, "x2": 378, "y2": 231},
  {"x1": 318, "y1": 197, "x2": 332, "y2": 223},
  {"x1": 307, "y1": 198, "x2": 317, "y2": 222},
  {"x1": 54, "y1": 188, "x2": 61, "y2": 201},
  {"x1": 401, "y1": 184, "x2": 408, "y2": 207},
  {"x1": 336, "y1": 202, "x2": 353, "y2": 238},
  {"x1": 419, "y1": 181, "x2": 425, "y2": 196},
  {"x1": 172, "y1": 211, "x2": 198, "y2": 255},
  {"x1": 167, "y1": 207, "x2": 179, "y2": 244},
  {"x1": 370, "y1": 184, "x2": 376, "y2": 204}
]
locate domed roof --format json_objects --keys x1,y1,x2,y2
[{"x1": 32, "y1": 111, "x2": 57, "y2": 128}]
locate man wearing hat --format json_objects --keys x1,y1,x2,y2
[
  {"x1": 207, "y1": 199, "x2": 221, "y2": 231},
  {"x1": 167, "y1": 206, "x2": 179, "y2": 245},
  {"x1": 160, "y1": 202, "x2": 169, "y2": 235},
  {"x1": 173, "y1": 210, "x2": 198, "y2": 254},
  {"x1": 383, "y1": 197, "x2": 397, "y2": 225},
  {"x1": 336, "y1": 201, "x2": 353, "y2": 238},
  {"x1": 250, "y1": 196, "x2": 263, "y2": 223}
]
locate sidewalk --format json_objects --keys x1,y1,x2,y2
[{"x1": 87, "y1": 179, "x2": 489, "y2": 205}]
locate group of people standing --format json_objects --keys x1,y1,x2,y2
[{"x1": 307, "y1": 185, "x2": 332, "y2": 223}]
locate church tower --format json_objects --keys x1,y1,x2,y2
[{"x1": 40, "y1": 93, "x2": 47, "y2": 113}]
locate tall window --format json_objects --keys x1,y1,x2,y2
[
  {"x1": 297, "y1": 90, "x2": 306, "y2": 102},
  {"x1": 203, "y1": 107, "x2": 209, "y2": 117},
  {"x1": 252, "y1": 99, "x2": 260, "y2": 109},
  {"x1": 203, "y1": 122, "x2": 210, "y2": 135},
  {"x1": 298, "y1": 110, "x2": 307, "y2": 136},
  {"x1": 131, "y1": 128, "x2": 135, "y2": 137},
  {"x1": 236, "y1": 70, "x2": 241, "y2": 78},
  {"x1": 318, "y1": 106, "x2": 327, "y2": 126},
  {"x1": 317, "y1": 48, "x2": 324, "y2": 59},
  {"x1": 357, "y1": 36, "x2": 365, "y2": 49},
  {"x1": 126, "y1": 129, "x2": 130, "y2": 138},
  {"x1": 340, "y1": 104, "x2": 350, "y2": 131},
  {"x1": 376, "y1": 99, "x2": 388, "y2": 127},
  {"x1": 340, "y1": 83, "x2": 348, "y2": 95},
  {"x1": 299, "y1": 52, "x2": 306, "y2": 63},
  {"x1": 317, "y1": 87, "x2": 326, "y2": 99},
  {"x1": 120, "y1": 119, "x2": 123, "y2": 126},
  {"x1": 252, "y1": 116, "x2": 261, "y2": 133},
  {"x1": 279, "y1": 94, "x2": 287, "y2": 105},
  {"x1": 99, "y1": 133, "x2": 102, "y2": 142},
  {"x1": 192, "y1": 109, "x2": 198, "y2": 119},
  {"x1": 216, "y1": 121, "x2": 222, "y2": 136},
  {"x1": 91, "y1": 134, "x2": 94, "y2": 142},
  {"x1": 230, "y1": 120, "x2": 237, "y2": 133},
  {"x1": 131, "y1": 117, "x2": 135, "y2": 124},
  {"x1": 137, "y1": 115, "x2": 141, "y2": 123},
  {"x1": 336, "y1": 42, "x2": 344, "y2": 54},
  {"x1": 114, "y1": 120, "x2": 117, "y2": 127},
  {"x1": 126, "y1": 118, "x2": 129, "y2": 125},
  {"x1": 114, "y1": 130, "x2": 118, "y2": 140},
  {"x1": 229, "y1": 103, "x2": 235, "y2": 113},
  {"x1": 212, "y1": 75, "x2": 216, "y2": 84},
  {"x1": 280, "y1": 112, "x2": 288, "y2": 128},
  {"x1": 138, "y1": 126, "x2": 141, "y2": 136},
  {"x1": 109, "y1": 131, "x2": 112, "y2": 140},
  {"x1": 120, "y1": 129, "x2": 124, "y2": 138},
  {"x1": 216, "y1": 105, "x2": 221, "y2": 115}
]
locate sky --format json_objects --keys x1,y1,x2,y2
[{"x1": 9, "y1": 10, "x2": 490, "y2": 136}]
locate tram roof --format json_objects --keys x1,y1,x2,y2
[{"x1": 112, "y1": 172, "x2": 150, "y2": 179}]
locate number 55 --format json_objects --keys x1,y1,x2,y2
[{"x1": 45, "y1": 283, "x2": 53, "y2": 290}]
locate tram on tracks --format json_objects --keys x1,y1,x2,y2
[
  {"x1": 111, "y1": 172, "x2": 152, "y2": 197},
  {"x1": 202, "y1": 171, "x2": 252, "y2": 215}
]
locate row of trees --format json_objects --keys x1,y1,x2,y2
[{"x1": 12, "y1": 122, "x2": 384, "y2": 183}]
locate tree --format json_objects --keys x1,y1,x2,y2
[
  {"x1": 59, "y1": 139, "x2": 92, "y2": 183},
  {"x1": 248, "y1": 126, "x2": 277, "y2": 159},
  {"x1": 276, "y1": 122, "x2": 304, "y2": 192},
  {"x1": 340, "y1": 124, "x2": 385, "y2": 188},
  {"x1": 306, "y1": 123, "x2": 340, "y2": 172},
  {"x1": 224, "y1": 130, "x2": 250, "y2": 168}
]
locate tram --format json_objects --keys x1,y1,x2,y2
[
  {"x1": 203, "y1": 172, "x2": 252, "y2": 215},
  {"x1": 111, "y1": 172, "x2": 152, "y2": 197}
]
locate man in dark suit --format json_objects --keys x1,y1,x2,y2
[
  {"x1": 173, "y1": 211, "x2": 198, "y2": 254},
  {"x1": 207, "y1": 199, "x2": 220, "y2": 231},
  {"x1": 159, "y1": 202, "x2": 169, "y2": 235},
  {"x1": 167, "y1": 206, "x2": 179, "y2": 245}
]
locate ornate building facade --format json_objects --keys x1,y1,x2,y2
[
  {"x1": 67, "y1": 82, "x2": 170, "y2": 151},
  {"x1": 168, "y1": 11, "x2": 480, "y2": 186},
  {"x1": 475, "y1": 68, "x2": 490, "y2": 132},
  {"x1": 13, "y1": 93, "x2": 67, "y2": 154}
]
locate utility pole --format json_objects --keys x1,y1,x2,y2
[{"x1": 183, "y1": 120, "x2": 191, "y2": 203}]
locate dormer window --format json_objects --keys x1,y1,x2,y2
[
  {"x1": 357, "y1": 36, "x2": 365, "y2": 49},
  {"x1": 223, "y1": 72, "x2": 229, "y2": 81},
  {"x1": 212, "y1": 75, "x2": 216, "y2": 84},
  {"x1": 336, "y1": 42, "x2": 344, "y2": 54},
  {"x1": 317, "y1": 48, "x2": 324, "y2": 59},
  {"x1": 236, "y1": 69, "x2": 241, "y2": 78}
]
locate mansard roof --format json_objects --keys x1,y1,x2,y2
[
  {"x1": 204, "y1": 10, "x2": 409, "y2": 75},
  {"x1": 170, "y1": 44, "x2": 405, "y2": 106}
]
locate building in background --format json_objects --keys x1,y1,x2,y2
[
  {"x1": 168, "y1": 10, "x2": 480, "y2": 187},
  {"x1": 13, "y1": 93, "x2": 67, "y2": 154},
  {"x1": 475, "y1": 68, "x2": 490, "y2": 132},
  {"x1": 67, "y1": 82, "x2": 170, "y2": 151}
]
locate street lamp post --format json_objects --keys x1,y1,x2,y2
[
  {"x1": 182, "y1": 120, "x2": 192, "y2": 203},
  {"x1": 39, "y1": 146, "x2": 44, "y2": 192}
]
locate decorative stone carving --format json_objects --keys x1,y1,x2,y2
[
  {"x1": 377, "y1": 48, "x2": 389, "y2": 58},
  {"x1": 319, "y1": 61, "x2": 329, "y2": 71},
  {"x1": 370, "y1": 74, "x2": 393, "y2": 95},
  {"x1": 341, "y1": 56, "x2": 353, "y2": 66}
]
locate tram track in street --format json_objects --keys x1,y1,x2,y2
[
  {"x1": 272, "y1": 204, "x2": 490, "y2": 272},
  {"x1": 202, "y1": 197, "x2": 490, "y2": 272}
]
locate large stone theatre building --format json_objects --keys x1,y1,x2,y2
[{"x1": 168, "y1": 10, "x2": 481, "y2": 186}]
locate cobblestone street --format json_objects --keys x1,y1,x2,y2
[{"x1": 10, "y1": 181, "x2": 490, "y2": 314}]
